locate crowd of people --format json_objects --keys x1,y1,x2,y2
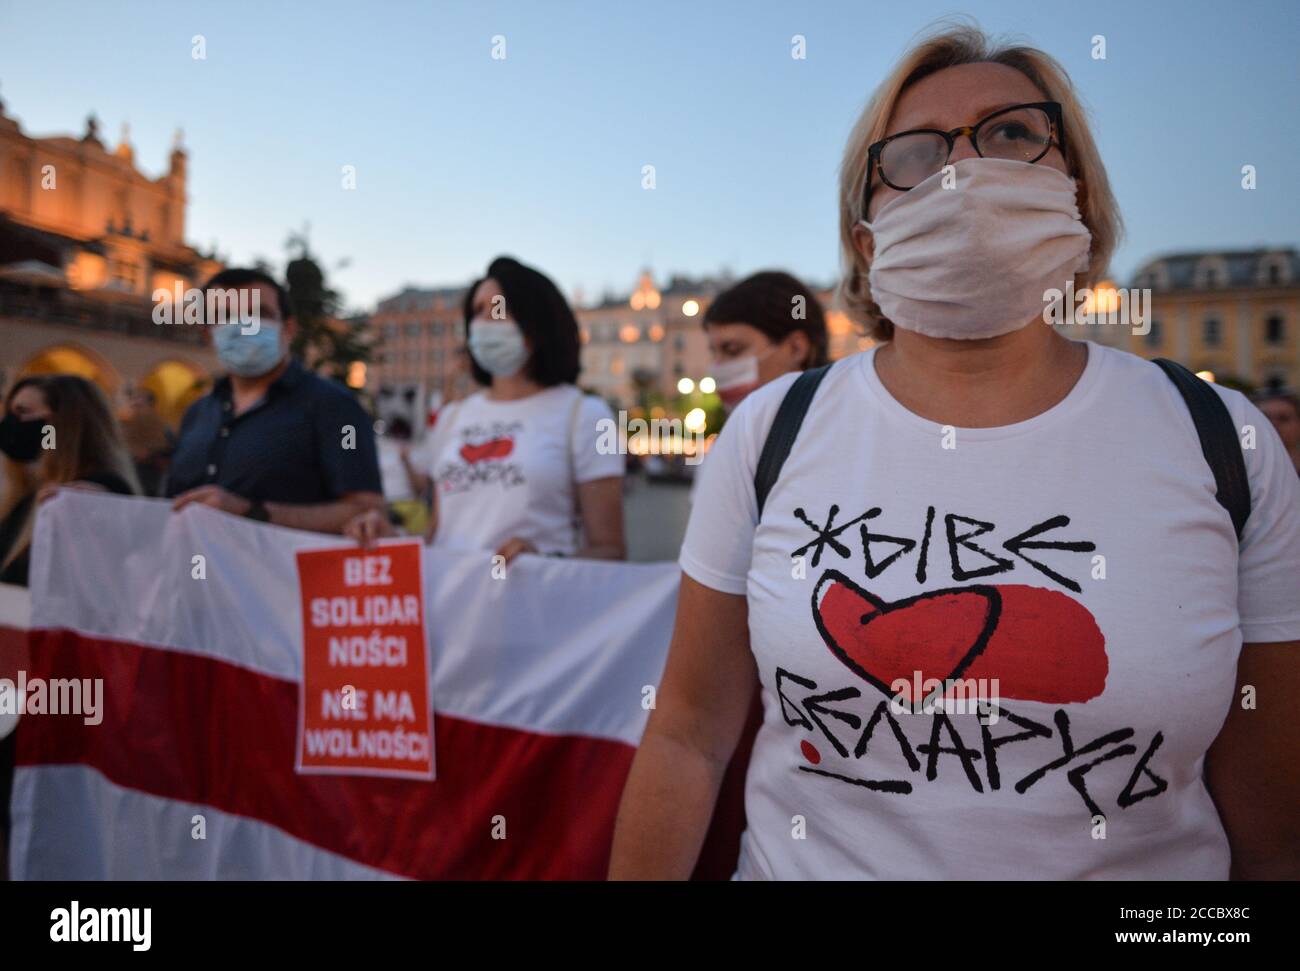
[
  {"x1": 2, "y1": 23, "x2": 1298, "y2": 881},
  {"x1": 0, "y1": 249, "x2": 833, "y2": 876}
]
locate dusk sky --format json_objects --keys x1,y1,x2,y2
[{"x1": 2, "y1": 0, "x2": 1296, "y2": 311}]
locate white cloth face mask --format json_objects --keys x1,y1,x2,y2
[
  {"x1": 711, "y1": 344, "x2": 779, "y2": 409},
  {"x1": 467, "y1": 317, "x2": 528, "y2": 376},
  {"x1": 863, "y1": 157, "x2": 1092, "y2": 340}
]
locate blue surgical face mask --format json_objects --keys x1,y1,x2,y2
[
  {"x1": 213, "y1": 319, "x2": 285, "y2": 377},
  {"x1": 467, "y1": 317, "x2": 528, "y2": 377}
]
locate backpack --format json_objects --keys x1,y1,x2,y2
[{"x1": 753, "y1": 357, "x2": 1251, "y2": 540}]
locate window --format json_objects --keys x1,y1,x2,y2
[
  {"x1": 1202, "y1": 317, "x2": 1221, "y2": 347},
  {"x1": 405, "y1": 322, "x2": 421, "y2": 337},
  {"x1": 1258, "y1": 256, "x2": 1290, "y2": 287},
  {"x1": 1196, "y1": 259, "x2": 1227, "y2": 290},
  {"x1": 1145, "y1": 320, "x2": 1162, "y2": 347},
  {"x1": 1265, "y1": 315, "x2": 1284, "y2": 345},
  {"x1": 111, "y1": 260, "x2": 141, "y2": 292},
  {"x1": 1140, "y1": 262, "x2": 1169, "y2": 291}
]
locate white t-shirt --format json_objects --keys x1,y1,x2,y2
[
  {"x1": 680, "y1": 342, "x2": 1300, "y2": 880},
  {"x1": 426, "y1": 384, "x2": 623, "y2": 555}
]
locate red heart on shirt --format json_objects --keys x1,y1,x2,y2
[
  {"x1": 812, "y1": 570, "x2": 1106, "y2": 705},
  {"x1": 459, "y1": 437, "x2": 514, "y2": 464}
]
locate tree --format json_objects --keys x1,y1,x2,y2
[
  {"x1": 630, "y1": 366, "x2": 660, "y2": 414},
  {"x1": 282, "y1": 226, "x2": 373, "y2": 385}
]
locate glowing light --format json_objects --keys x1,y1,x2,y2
[
  {"x1": 648, "y1": 323, "x2": 665, "y2": 342},
  {"x1": 699, "y1": 376, "x2": 716, "y2": 394},
  {"x1": 1081, "y1": 279, "x2": 1120, "y2": 316},
  {"x1": 630, "y1": 270, "x2": 660, "y2": 312},
  {"x1": 619, "y1": 324, "x2": 640, "y2": 343},
  {"x1": 677, "y1": 377, "x2": 695, "y2": 394},
  {"x1": 682, "y1": 299, "x2": 700, "y2": 317},
  {"x1": 1195, "y1": 370, "x2": 1216, "y2": 383},
  {"x1": 347, "y1": 361, "x2": 367, "y2": 389},
  {"x1": 683, "y1": 408, "x2": 707, "y2": 434},
  {"x1": 826, "y1": 310, "x2": 853, "y2": 336}
]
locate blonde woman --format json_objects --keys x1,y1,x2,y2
[
  {"x1": 0, "y1": 374, "x2": 140, "y2": 587},
  {"x1": 610, "y1": 25, "x2": 1300, "y2": 879}
]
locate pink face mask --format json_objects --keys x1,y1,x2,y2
[{"x1": 864, "y1": 157, "x2": 1091, "y2": 340}]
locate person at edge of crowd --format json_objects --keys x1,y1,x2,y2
[
  {"x1": 120, "y1": 387, "x2": 173, "y2": 497},
  {"x1": 704, "y1": 270, "x2": 830, "y2": 411},
  {"x1": 376, "y1": 415, "x2": 430, "y2": 535},
  {"x1": 166, "y1": 267, "x2": 383, "y2": 533},
  {"x1": 0, "y1": 374, "x2": 141, "y2": 586},
  {"x1": 687, "y1": 269, "x2": 832, "y2": 494},
  {"x1": 683, "y1": 270, "x2": 833, "y2": 872},
  {"x1": 1252, "y1": 389, "x2": 1300, "y2": 476},
  {"x1": 610, "y1": 24, "x2": 1300, "y2": 881},
  {"x1": 346, "y1": 255, "x2": 625, "y2": 563},
  {"x1": 0, "y1": 373, "x2": 141, "y2": 880}
]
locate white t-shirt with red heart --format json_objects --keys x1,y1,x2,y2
[
  {"x1": 680, "y1": 341, "x2": 1300, "y2": 880},
  {"x1": 425, "y1": 384, "x2": 623, "y2": 555}
]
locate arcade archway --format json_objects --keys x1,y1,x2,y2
[
  {"x1": 140, "y1": 359, "x2": 208, "y2": 427},
  {"x1": 17, "y1": 344, "x2": 121, "y2": 399}
]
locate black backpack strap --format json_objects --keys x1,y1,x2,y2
[
  {"x1": 753, "y1": 364, "x2": 832, "y2": 520},
  {"x1": 1152, "y1": 358, "x2": 1251, "y2": 540}
]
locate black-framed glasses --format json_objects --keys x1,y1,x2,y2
[{"x1": 863, "y1": 102, "x2": 1066, "y2": 214}]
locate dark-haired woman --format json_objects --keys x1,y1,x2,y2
[
  {"x1": 347, "y1": 256, "x2": 625, "y2": 562},
  {"x1": 0, "y1": 375, "x2": 140, "y2": 586},
  {"x1": 705, "y1": 270, "x2": 830, "y2": 410},
  {"x1": 0, "y1": 373, "x2": 139, "y2": 879}
]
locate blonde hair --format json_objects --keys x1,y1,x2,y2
[
  {"x1": 838, "y1": 21, "x2": 1123, "y2": 341},
  {"x1": 1, "y1": 374, "x2": 140, "y2": 572}
]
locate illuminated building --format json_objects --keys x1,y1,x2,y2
[{"x1": 0, "y1": 97, "x2": 220, "y2": 422}]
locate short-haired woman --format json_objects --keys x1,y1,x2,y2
[
  {"x1": 347, "y1": 256, "x2": 625, "y2": 562},
  {"x1": 610, "y1": 26, "x2": 1300, "y2": 880},
  {"x1": 704, "y1": 270, "x2": 829, "y2": 410}
]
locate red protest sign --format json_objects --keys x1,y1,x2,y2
[{"x1": 295, "y1": 541, "x2": 434, "y2": 779}]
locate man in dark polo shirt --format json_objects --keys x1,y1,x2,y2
[{"x1": 168, "y1": 268, "x2": 383, "y2": 534}]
